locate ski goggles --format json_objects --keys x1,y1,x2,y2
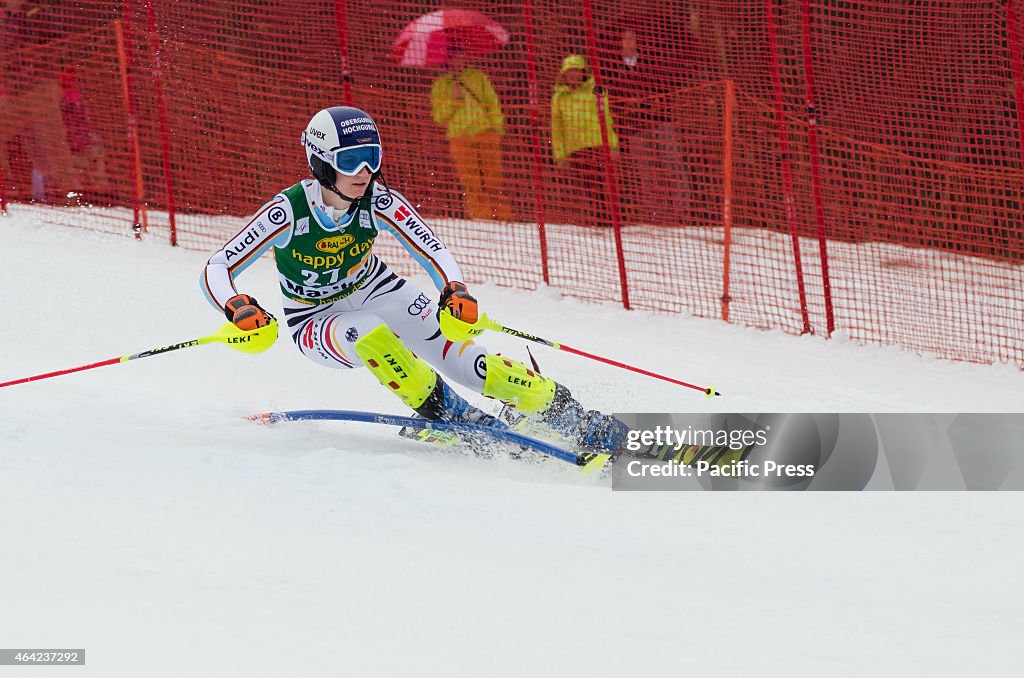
[{"x1": 329, "y1": 143, "x2": 383, "y2": 176}]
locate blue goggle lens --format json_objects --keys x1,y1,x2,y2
[{"x1": 332, "y1": 145, "x2": 382, "y2": 175}]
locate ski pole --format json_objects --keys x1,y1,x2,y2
[
  {"x1": 0, "y1": 320, "x2": 278, "y2": 390},
  {"x1": 440, "y1": 312, "x2": 719, "y2": 398}
]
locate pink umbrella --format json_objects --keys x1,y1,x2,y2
[{"x1": 391, "y1": 9, "x2": 509, "y2": 68}]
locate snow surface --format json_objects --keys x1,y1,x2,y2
[{"x1": 1, "y1": 208, "x2": 1022, "y2": 676}]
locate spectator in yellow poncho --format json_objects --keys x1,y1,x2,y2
[
  {"x1": 431, "y1": 49, "x2": 511, "y2": 221},
  {"x1": 550, "y1": 54, "x2": 619, "y2": 228}
]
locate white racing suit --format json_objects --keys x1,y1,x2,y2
[
  {"x1": 201, "y1": 180, "x2": 487, "y2": 391},
  {"x1": 200, "y1": 179, "x2": 630, "y2": 453}
]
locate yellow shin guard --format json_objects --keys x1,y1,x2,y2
[
  {"x1": 482, "y1": 354, "x2": 556, "y2": 414},
  {"x1": 354, "y1": 324, "x2": 437, "y2": 410}
]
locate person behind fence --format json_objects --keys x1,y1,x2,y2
[
  {"x1": 430, "y1": 47, "x2": 511, "y2": 222},
  {"x1": 59, "y1": 66, "x2": 110, "y2": 198},
  {"x1": 199, "y1": 106, "x2": 632, "y2": 455},
  {"x1": 606, "y1": 28, "x2": 690, "y2": 226},
  {"x1": 0, "y1": 0, "x2": 75, "y2": 200},
  {"x1": 551, "y1": 54, "x2": 619, "y2": 228}
]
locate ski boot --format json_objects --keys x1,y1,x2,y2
[
  {"x1": 499, "y1": 383, "x2": 631, "y2": 457},
  {"x1": 397, "y1": 374, "x2": 508, "y2": 445},
  {"x1": 353, "y1": 324, "x2": 505, "y2": 446},
  {"x1": 482, "y1": 354, "x2": 630, "y2": 457}
]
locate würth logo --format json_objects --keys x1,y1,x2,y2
[{"x1": 395, "y1": 206, "x2": 411, "y2": 221}]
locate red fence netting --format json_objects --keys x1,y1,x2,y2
[{"x1": 1, "y1": 0, "x2": 1021, "y2": 366}]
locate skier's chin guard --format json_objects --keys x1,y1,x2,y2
[{"x1": 439, "y1": 310, "x2": 490, "y2": 342}]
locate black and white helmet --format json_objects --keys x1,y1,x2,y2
[{"x1": 301, "y1": 106, "x2": 383, "y2": 189}]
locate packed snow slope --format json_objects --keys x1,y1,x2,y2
[{"x1": 1, "y1": 210, "x2": 1021, "y2": 677}]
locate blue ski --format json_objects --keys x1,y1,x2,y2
[{"x1": 250, "y1": 409, "x2": 609, "y2": 469}]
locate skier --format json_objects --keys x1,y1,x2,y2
[{"x1": 200, "y1": 106, "x2": 630, "y2": 454}]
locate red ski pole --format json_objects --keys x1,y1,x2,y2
[
  {"x1": 0, "y1": 321, "x2": 278, "y2": 389},
  {"x1": 440, "y1": 312, "x2": 720, "y2": 398}
]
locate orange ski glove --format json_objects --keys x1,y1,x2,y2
[
  {"x1": 224, "y1": 294, "x2": 274, "y2": 331},
  {"x1": 438, "y1": 281, "x2": 479, "y2": 324}
]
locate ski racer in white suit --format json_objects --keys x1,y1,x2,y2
[{"x1": 200, "y1": 106, "x2": 630, "y2": 453}]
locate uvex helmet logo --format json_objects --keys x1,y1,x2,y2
[{"x1": 316, "y1": 234, "x2": 355, "y2": 253}]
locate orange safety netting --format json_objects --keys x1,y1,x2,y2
[{"x1": 1, "y1": 0, "x2": 1021, "y2": 366}]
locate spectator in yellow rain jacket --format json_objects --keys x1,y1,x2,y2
[
  {"x1": 431, "y1": 49, "x2": 511, "y2": 221},
  {"x1": 551, "y1": 54, "x2": 619, "y2": 228}
]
